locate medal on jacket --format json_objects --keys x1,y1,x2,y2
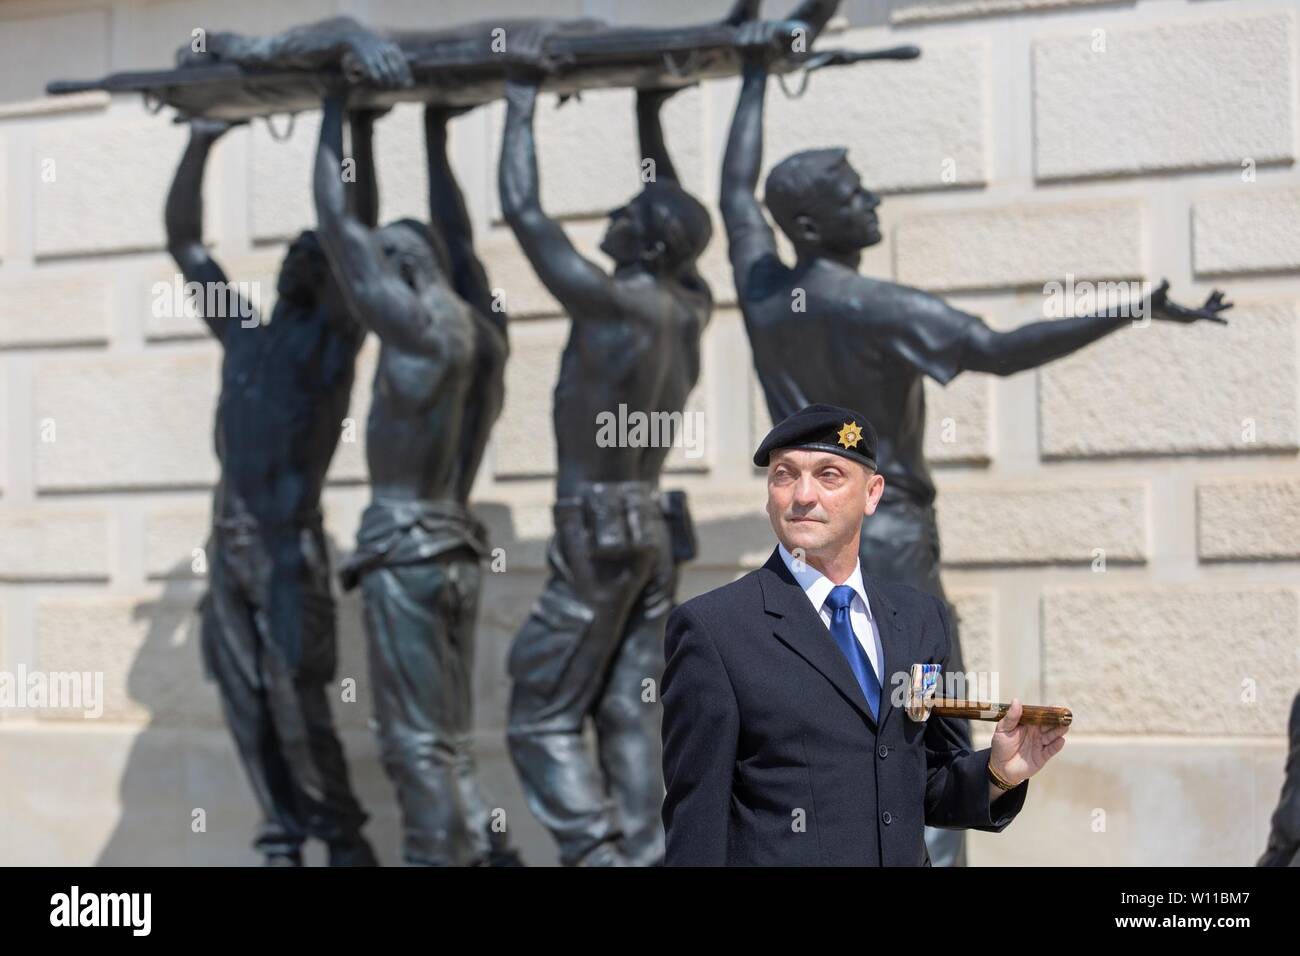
[{"x1": 906, "y1": 663, "x2": 943, "y2": 722}]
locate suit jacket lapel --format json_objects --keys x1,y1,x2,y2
[
  {"x1": 758, "y1": 548, "x2": 878, "y2": 730},
  {"x1": 861, "y1": 571, "x2": 907, "y2": 734}
]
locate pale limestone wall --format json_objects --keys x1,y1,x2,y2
[{"x1": 0, "y1": 0, "x2": 1297, "y2": 866}]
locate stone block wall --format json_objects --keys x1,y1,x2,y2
[{"x1": 0, "y1": 0, "x2": 1296, "y2": 865}]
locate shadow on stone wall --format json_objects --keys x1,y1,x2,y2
[
  {"x1": 93, "y1": 501, "x2": 777, "y2": 865},
  {"x1": 95, "y1": 549, "x2": 404, "y2": 866},
  {"x1": 92, "y1": 495, "x2": 1296, "y2": 866}
]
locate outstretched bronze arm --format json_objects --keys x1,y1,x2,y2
[
  {"x1": 637, "y1": 88, "x2": 682, "y2": 186},
  {"x1": 720, "y1": 62, "x2": 770, "y2": 232},
  {"x1": 346, "y1": 109, "x2": 383, "y2": 229},
  {"x1": 425, "y1": 105, "x2": 495, "y2": 322},
  {"x1": 721, "y1": 29, "x2": 785, "y2": 281},
  {"x1": 958, "y1": 281, "x2": 1231, "y2": 377},
  {"x1": 499, "y1": 69, "x2": 611, "y2": 316},
  {"x1": 164, "y1": 119, "x2": 252, "y2": 338},
  {"x1": 638, "y1": 87, "x2": 711, "y2": 297},
  {"x1": 314, "y1": 94, "x2": 429, "y2": 353}
]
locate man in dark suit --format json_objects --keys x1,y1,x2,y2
[
  {"x1": 661, "y1": 403, "x2": 1068, "y2": 866},
  {"x1": 1258, "y1": 690, "x2": 1300, "y2": 866}
]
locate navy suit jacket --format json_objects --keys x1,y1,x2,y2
[{"x1": 661, "y1": 548, "x2": 1028, "y2": 866}]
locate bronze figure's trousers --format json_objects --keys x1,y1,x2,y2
[
  {"x1": 200, "y1": 513, "x2": 371, "y2": 862},
  {"x1": 859, "y1": 493, "x2": 971, "y2": 868},
  {"x1": 507, "y1": 481, "x2": 688, "y2": 867},
  {"x1": 343, "y1": 499, "x2": 508, "y2": 867}
]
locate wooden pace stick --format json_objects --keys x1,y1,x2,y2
[
  {"x1": 903, "y1": 663, "x2": 1072, "y2": 728},
  {"x1": 927, "y1": 700, "x2": 1073, "y2": 728}
]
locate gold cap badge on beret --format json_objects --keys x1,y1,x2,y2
[
  {"x1": 837, "y1": 421, "x2": 863, "y2": 450},
  {"x1": 752, "y1": 403, "x2": 877, "y2": 469}
]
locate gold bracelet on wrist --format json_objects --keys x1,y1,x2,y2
[{"x1": 988, "y1": 762, "x2": 1016, "y2": 792}]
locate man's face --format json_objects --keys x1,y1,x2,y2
[
  {"x1": 816, "y1": 163, "x2": 881, "y2": 251},
  {"x1": 765, "y1": 449, "x2": 884, "y2": 559}
]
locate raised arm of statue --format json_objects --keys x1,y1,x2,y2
[
  {"x1": 498, "y1": 60, "x2": 612, "y2": 316},
  {"x1": 165, "y1": 118, "x2": 252, "y2": 340}
]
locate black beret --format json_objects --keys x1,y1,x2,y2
[{"x1": 753, "y1": 403, "x2": 878, "y2": 470}]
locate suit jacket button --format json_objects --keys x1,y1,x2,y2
[
  {"x1": 878, "y1": 744, "x2": 888, "y2": 758},
  {"x1": 882, "y1": 811, "x2": 892, "y2": 825}
]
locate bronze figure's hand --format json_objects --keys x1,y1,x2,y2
[
  {"x1": 735, "y1": 19, "x2": 790, "y2": 64},
  {"x1": 340, "y1": 32, "x2": 413, "y2": 89},
  {"x1": 1150, "y1": 279, "x2": 1232, "y2": 325}
]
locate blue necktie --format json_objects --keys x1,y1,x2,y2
[{"x1": 825, "y1": 585, "x2": 881, "y2": 722}]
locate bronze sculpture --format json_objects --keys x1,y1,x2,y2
[
  {"x1": 497, "y1": 32, "x2": 714, "y2": 865},
  {"x1": 47, "y1": 2, "x2": 905, "y2": 120},
  {"x1": 719, "y1": 31, "x2": 1231, "y2": 866},
  {"x1": 166, "y1": 116, "x2": 376, "y2": 867},
  {"x1": 311, "y1": 84, "x2": 519, "y2": 866}
]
